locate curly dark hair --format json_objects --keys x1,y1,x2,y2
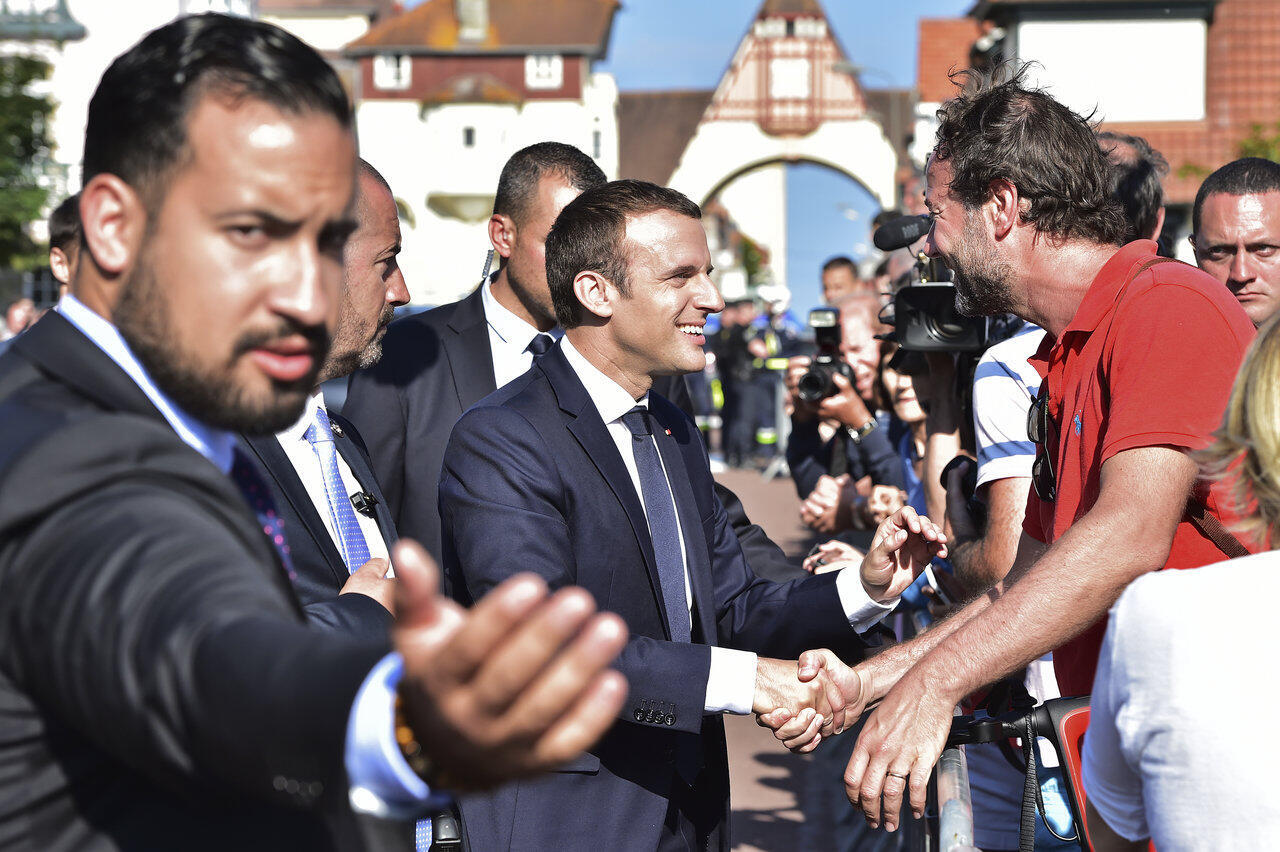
[{"x1": 933, "y1": 64, "x2": 1128, "y2": 246}]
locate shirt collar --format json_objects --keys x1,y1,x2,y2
[
  {"x1": 560, "y1": 336, "x2": 648, "y2": 424},
  {"x1": 279, "y1": 389, "x2": 326, "y2": 443},
  {"x1": 57, "y1": 293, "x2": 237, "y2": 473},
  {"x1": 1060, "y1": 240, "x2": 1159, "y2": 336},
  {"x1": 481, "y1": 276, "x2": 559, "y2": 351}
]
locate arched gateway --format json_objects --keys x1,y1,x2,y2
[{"x1": 619, "y1": 0, "x2": 897, "y2": 292}]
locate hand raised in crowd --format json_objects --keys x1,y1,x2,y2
[
  {"x1": 815, "y1": 371, "x2": 874, "y2": 430},
  {"x1": 800, "y1": 473, "x2": 856, "y2": 533},
  {"x1": 864, "y1": 483, "x2": 907, "y2": 527},
  {"x1": 785, "y1": 357, "x2": 873, "y2": 430},
  {"x1": 392, "y1": 540, "x2": 628, "y2": 792},
  {"x1": 338, "y1": 556, "x2": 396, "y2": 612},
  {"x1": 759, "y1": 507, "x2": 948, "y2": 752},
  {"x1": 802, "y1": 539, "x2": 865, "y2": 575},
  {"x1": 859, "y1": 505, "x2": 948, "y2": 602}
]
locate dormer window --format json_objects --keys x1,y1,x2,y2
[
  {"x1": 525, "y1": 55, "x2": 563, "y2": 90},
  {"x1": 373, "y1": 54, "x2": 411, "y2": 91}
]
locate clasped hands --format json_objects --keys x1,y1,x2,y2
[{"x1": 752, "y1": 506, "x2": 947, "y2": 752}]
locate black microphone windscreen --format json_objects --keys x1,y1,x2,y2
[{"x1": 873, "y1": 215, "x2": 931, "y2": 251}]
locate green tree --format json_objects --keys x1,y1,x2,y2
[
  {"x1": 1237, "y1": 121, "x2": 1280, "y2": 161},
  {"x1": 0, "y1": 53, "x2": 53, "y2": 270}
]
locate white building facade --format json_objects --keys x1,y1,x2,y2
[{"x1": 344, "y1": 0, "x2": 621, "y2": 305}]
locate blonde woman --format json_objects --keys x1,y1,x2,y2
[{"x1": 1083, "y1": 313, "x2": 1280, "y2": 850}]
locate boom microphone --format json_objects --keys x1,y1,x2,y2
[{"x1": 873, "y1": 214, "x2": 931, "y2": 251}]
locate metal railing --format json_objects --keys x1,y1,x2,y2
[{"x1": 936, "y1": 712, "x2": 981, "y2": 852}]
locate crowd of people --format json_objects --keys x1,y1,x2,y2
[{"x1": 0, "y1": 12, "x2": 1276, "y2": 852}]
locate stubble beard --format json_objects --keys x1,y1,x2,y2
[
  {"x1": 950, "y1": 215, "x2": 1017, "y2": 318},
  {"x1": 115, "y1": 255, "x2": 326, "y2": 436}
]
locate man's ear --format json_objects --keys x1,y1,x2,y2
[
  {"x1": 80, "y1": 174, "x2": 146, "y2": 277},
  {"x1": 987, "y1": 178, "x2": 1019, "y2": 240},
  {"x1": 573, "y1": 270, "x2": 614, "y2": 320},
  {"x1": 48, "y1": 247, "x2": 70, "y2": 286},
  {"x1": 488, "y1": 213, "x2": 516, "y2": 261}
]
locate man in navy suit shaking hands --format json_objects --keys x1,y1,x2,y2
[{"x1": 440, "y1": 180, "x2": 947, "y2": 852}]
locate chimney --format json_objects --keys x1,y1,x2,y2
[{"x1": 456, "y1": 0, "x2": 488, "y2": 43}]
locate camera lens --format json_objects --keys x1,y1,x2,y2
[{"x1": 797, "y1": 368, "x2": 830, "y2": 403}]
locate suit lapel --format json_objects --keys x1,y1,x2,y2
[
  {"x1": 14, "y1": 312, "x2": 163, "y2": 421},
  {"x1": 240, "y1": 432, "x2": 349, "y2": 588},
  {"x1": 18, "y1": 314, "x2": 304, "y2": 607},
  {"x1": 443, "y1": 287, "x2": 497, "y2": 411},
  {"x1": 652, "y1": 422, "x2": 717, "y2": 643},
  {"x1": 540, "y1": 348, "x2": 674, "y2": 637},
  {"x1": 330, "y1": 421, "x2": 398, "y2": 550}
]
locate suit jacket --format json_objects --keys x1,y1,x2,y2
[
  {"x1": 344, "y1": 287, "x2": 796, "y2": 579},
  {"x1": 0, "y1": 313, "x2": 388, "y2": 851},
  {"x1": 438, "y1": 343, "x2": 879, "y2": 852},
  {"x1": 240, "y1": 414, "x2": 397, "y2": 642}
]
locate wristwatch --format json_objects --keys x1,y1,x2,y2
[{"x1": 846, "y1": 418, "x2": 878, "y2": 444}]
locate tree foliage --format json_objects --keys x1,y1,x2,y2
[
  {"x1": 0, "y1": 53, "x2": 54, "y2": 270},
  {"x1": 1238, "y1": 121, "x2": 1280, "y2": 162}
]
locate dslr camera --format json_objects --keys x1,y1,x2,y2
[{"x1": 796, "y1": 307, "x2": 854, "y2": 403}]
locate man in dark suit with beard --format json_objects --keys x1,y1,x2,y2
[
  {"x1": 240, "y1": 159, "x2": 408, "y2": 642},
  {"x1": 0, "y1": 14, "x2": 630, "y2": 850}
]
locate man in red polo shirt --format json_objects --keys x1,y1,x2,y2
[{"x1": 760, "y1": 68, "x2": 1256, "y2": 834}]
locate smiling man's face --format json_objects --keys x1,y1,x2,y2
[{"x1": 606, "y1": 209, "x2": 724, "y2": 381}]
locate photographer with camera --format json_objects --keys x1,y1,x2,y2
[{"x1": 785, "y1": 293, "x2": 906, "y2": 535}]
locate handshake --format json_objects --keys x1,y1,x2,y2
[{"x1": 751, "y1": 506, "x2": 947, "y2": 751}]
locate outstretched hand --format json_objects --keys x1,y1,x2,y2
[
  {"x1": 392, "y1": 539, "x2": 628, "y2": 792},
  {"x1": 860, "y1": 506, "x2": 947, "y2": 603}
]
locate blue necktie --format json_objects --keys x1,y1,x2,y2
[
  {"x1": 526, "y1": 333, "x2": 554, "y2": 357},
  {"x1": 620, "y1": 407, "x2": 690, "y2": 643},
  {"x1": 304, "y1": 407, "x2": 371, "y2": 573}
]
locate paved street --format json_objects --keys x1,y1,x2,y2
[{"x1": 714, "y1": 468, "x2": 910, "y2": 852}]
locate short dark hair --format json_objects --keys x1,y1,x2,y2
[
  {"x1": 933, "y1": 64, "x2": 1128, "y2": 246},
  {"x1": 822, "y1": 256, "x2": 857, "y2": 275},
  {"x1": 1192, "y1": 157, "x2": 1280, "y2": 235},
  {"x1": 546, "y1": 179, "x2": 701, "y2": 328},
  {"x1": 493, "y1": 142, "x2": 606, "y2": 226},
  {"x1": 48, "y1": 193, "x2": 81, "y2": 252},
  {"x1": 1098, "y1": 131, "x2": 1168, "y2": 242},
  {"x1": 84, "y1": 13, "x2": 351, "y2": 205},
  {"x1": 358, "y1": 158, "x2": 391, "y2": 195}
]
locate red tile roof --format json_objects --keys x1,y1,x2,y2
[
  {"x1": 618, "y1": 90, "x2": 715, "y2": 185},
  {"x1": 345, "y1": 0, "x2": 618, "y2": 55}
]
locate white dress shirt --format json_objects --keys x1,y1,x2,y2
[
  {"x1": 55, "y1": 294, "x2": 433, "y2": 817},
  {"x1": 276, "y1": 392, "x2": 390, "y2": 567},
  {"x1": 481, "y1": 276, "x2": 560, "y2": 389},
  {"x1": 561, "y1": 337, "x2": 896, "y2": 716}
]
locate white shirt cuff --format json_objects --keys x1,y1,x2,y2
[
  {"x1": 836, "y1": 567, "x2": 898, "y2": 633},
  {"x1": 344, "y1": 653, "x2": 451, "y2": 819},
  {"x1": 704, "y1": 646, "x2": 758, "y2": 715}
]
